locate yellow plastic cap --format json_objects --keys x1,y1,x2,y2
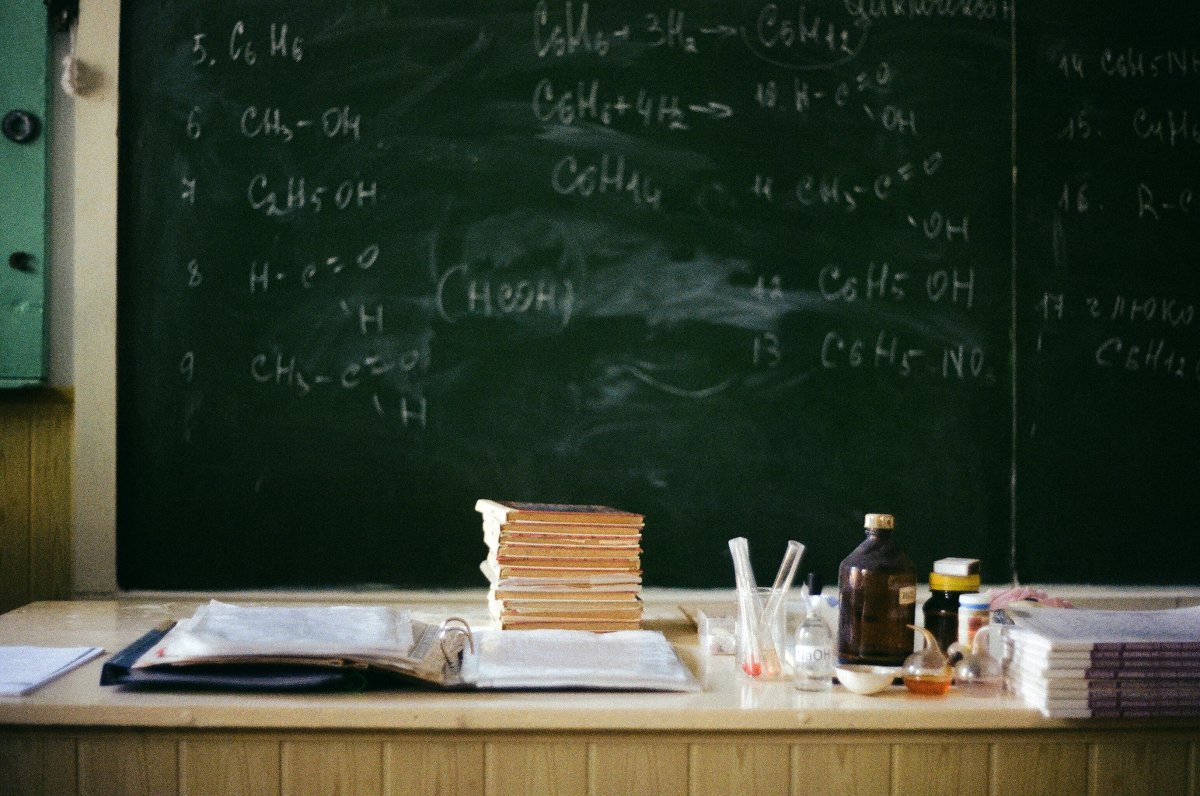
[
  {"x1": 929, "y1": 572, "x2": 981, "y2": 591},
  {"x1": 864, "y1": 513, "x2": 895, "y2": 530}
]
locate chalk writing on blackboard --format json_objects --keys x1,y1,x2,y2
[{"x1": 119, "y1": 0, "x2": 1017, "y2": 590}]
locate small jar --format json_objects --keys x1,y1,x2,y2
[
  {"x1": 923, "y1": 570, "x2": 980, "y2": 654},
  {"x1": 957, "y1": 593, "x2": 991, "y2": 648}
]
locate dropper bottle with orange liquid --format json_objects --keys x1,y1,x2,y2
[{"x1": 903, "y1": 625, "x2": 953, "y2": 695}]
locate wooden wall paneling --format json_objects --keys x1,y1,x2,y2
[
  {"x1": 384, "y1": 738, "x2": 485, "y2": 796},
  {"x1": 1193, "y1": 740, "x2": 1198, "y2": 796},
  {"x1": 1, "y1": 730, "x2": 1200, "y2": 796},
  {"x1": 281, "y1": 737, "x2": 384, "y2": 796},
  {"x1": 484, "y1": 739, "x2": 588, "y2": 796},
  {"x1": 790, "y1": 743, "x2": 891, "y2": 796},
  {"x1": 0, "y1": 730, "x2": 77, "y2": 796},
  {"x1": 77, "y1": 732, "x2": 178, "y2": 796},
  {"x1": 179, "y1": 736, "x2": 280, "y2": 796},
  {"x1": 0, "y1": 401, "x2": 32, "y2": 613},
  {"x1": 28, "y1": 398, "x2": 71, "y2": 600},
  {"x1": 991, "y1": 742, "x2": 1088, "y2": 796},
  {"x1": 687, "y1": 739, "x2": 791, "y2": 796},
  {"x1": 0, "y1": 393, "x2": 71, "y2": 613},
  {"x1": 1088, "y1": 741, "x2": 1192, "y2": 796},
  {"x1": 589, "y1": 739, "x2": 689, "y2": 796},
  {"x1": 893, "y1": 740, "x2": 990, "y2": 796}
]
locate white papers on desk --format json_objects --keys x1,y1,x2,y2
[
  {"x1": 1005, "y1": 603, "x2": 1200, "y2": 649},
  {"x1": 134, "y1": 600, "x2": 416, "y2": 665},
  {"x1": 121, "y1": 602, "x2": 699, "y2": 692},
  {"x1": 0, "y1": 645, "x2": 105, "y2": 696},
  {"x1": 462, "y1": 629, "x2": 701, "y2": 691}
]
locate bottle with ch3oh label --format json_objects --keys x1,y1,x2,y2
[{"x1": 837, "y1": 513, "x2": 917, "y2": 666}]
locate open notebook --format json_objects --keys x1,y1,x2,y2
[{"x1": 101, "y1": 600, "x2": 699, "y2": 692}]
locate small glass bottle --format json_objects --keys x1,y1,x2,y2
[
  {"x1": 953, "y1": 624, "x2": 1005, "y2": 697},
  {"x1": 837, "y1": 513, "x2": 917, "y2": 667},
  {"x1": 793, "y1": 574, "x2": 833, "y2": 692},
  {"x1": 903, "y1": 625, "x2": 953, "y2": 695},
  {"x1": 922, "y1": 558, "x2": 980, "y2": 656}
]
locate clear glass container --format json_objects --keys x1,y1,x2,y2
[
  {"x1": 953, "y1": 624, "x2": 1005, "y2": 697},
  {"x1": 903, "y1": 625, "x2": 952, "y2": 695},
  {"x1": 737, "y1": 586, "x2": 788, "y2": 680},
  {"x1": 794, "y1": 590, "x2": 833, "y2": 692}
]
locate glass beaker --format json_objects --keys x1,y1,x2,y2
[{"x1": 737, "y1": 587, "x2": 790, "y2": 680}]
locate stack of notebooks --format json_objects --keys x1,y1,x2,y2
[
  {"x1": 1004, "y1": 603, "x2": 1200, "y2": 718},
  {"x1": 476, "y1": 499, "x2": 644, "y2": 631}
]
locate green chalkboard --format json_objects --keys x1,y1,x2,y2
[
  {"x1": 1014, "y1": 1, "x2": 1200, "y2": 583},
  {"x1": 119, "y1": 0, "x2": 1015, "y2": 590}
]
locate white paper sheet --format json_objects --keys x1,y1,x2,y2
[
  {"x1": 1006, "y1": 604, "x2": 1200, "y2": 648},
  {"x1": 132, "y1": 600, "x2": 414, "y2": 666},
  {"x1": 0, "y1": 645, "x2": 105, "y2": 696},
  {"x1": 462, "y1": 629, "x2": 700, "y2": 691}
]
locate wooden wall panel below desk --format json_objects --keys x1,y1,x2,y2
[
  {"x1": 0, "y1": 390, "x2": 72, "y2": 614},
  {"x1": 1, "y1": 729, "x2": 1195, "y2": 796}
]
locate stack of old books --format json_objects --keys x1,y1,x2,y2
[
  {"x1": 475, "y1": 499, "x2": 644, "y2": 631},
  {"x1": 1004, "y1": 603, "x2": 1200, "y2": 718}
]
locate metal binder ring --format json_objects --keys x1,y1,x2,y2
[{"x1": 438, "y1": 617, "x2": 475, "y2": 660}]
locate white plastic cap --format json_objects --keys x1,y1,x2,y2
[{"x1": 958, "y1": 592, "x2": 990, "y2": 609}]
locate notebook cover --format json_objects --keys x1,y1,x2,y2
[{"x1": 99, "y1": 624, "x2": 367, "y2": 691}]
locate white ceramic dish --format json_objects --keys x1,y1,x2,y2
[{"x1": 834, "y1": 665, "x2": 900, "y2": 695}]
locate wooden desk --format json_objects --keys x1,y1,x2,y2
[{"x1": 1, "y1": 599, "x2": 1196, "y2": 795}]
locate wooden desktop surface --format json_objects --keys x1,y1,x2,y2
[{"x1": 1, "y1": 597, "x2": 1197, "y2": 795}]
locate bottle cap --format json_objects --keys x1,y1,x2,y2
[
  {"x1": 863, "y1": 513, "x2": 894, "y2": 530},
  {"x1": 805, "y1": 571, "x2": 824, "y2": 596},
  {"x1": 929, "y1": 572, "x2": 981, "y2": 591},
  {"x1": 933, "y1": 557, "x2": 980, "y2": 577},
  {"x1": 958, "y1": 592, "x2": 990, "y2": 609}
]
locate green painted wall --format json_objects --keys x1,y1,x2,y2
[{"x1": 0, "y1": 0, "x2": 48, "y2": 386}]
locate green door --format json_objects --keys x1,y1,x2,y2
[{"x1": 0, "y1": 0, "x2": 48, "y2": 386}]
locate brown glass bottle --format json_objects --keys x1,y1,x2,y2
[
  {"x1": 837, "y1": 513, "x2": 917, "y2": 666},
  {"x1": 922, "y1": 569, "x2": 980, "y2": 656}
]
